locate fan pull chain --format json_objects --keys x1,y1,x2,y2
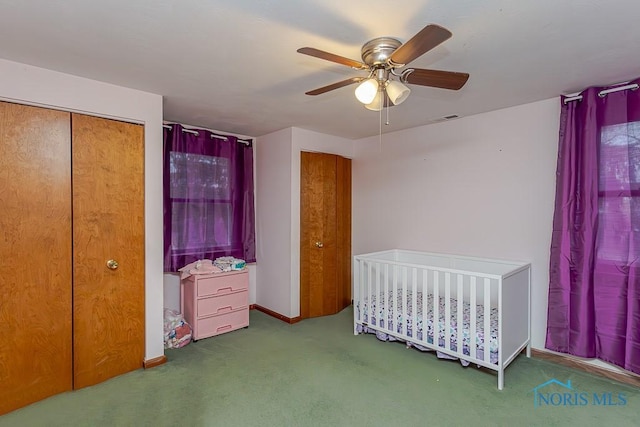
[{"x1": 385, "y1": 101, "x2": 390, "y2": 126}]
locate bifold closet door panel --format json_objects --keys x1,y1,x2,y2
[
  {"x1": 301, "y1": 152, "x2": 338, "y2": 318},
  {"x1": 335, "y1": 155, "x2": 351, "y2": 311},
  {"x1": 71, "y1": 113, "x2": 145, "y2": 389},
  {"x1": 0, "y1": 102, "x2": 73, "y2": 415}
]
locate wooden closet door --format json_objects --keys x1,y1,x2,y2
[
  {"x1": 335, "y1": 155, "x2": 352, "y2": 310},
  {"x1": 300, "y1": 152, "x2": 351, "y2": 318},
  {"x1": 71, "y1": 114, "x2": 145, "y2": 388},
  {"x1": 0, "y1": 102, "x2": 73, "y2": 415}
]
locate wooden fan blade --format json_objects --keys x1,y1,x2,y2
[
  {"x1": 389, "y1": 24, "x2": 452, "y2": 66},
  {"x1": 305, "y1": 77, "x2": 365, "y2": 95},
  {"x1": 297, "y1": 47, "x2": 367, "y2": 70},
  {"x1": 404, "y1": 68, "x2": 469, "y2": 90}
]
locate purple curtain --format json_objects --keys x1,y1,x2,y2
[
  {"x1": 546, "y1": 79, "x2": 640, "y2": 375},
  {"x1": 163, "y1": 124, "x2": 256, "y2": 271}
]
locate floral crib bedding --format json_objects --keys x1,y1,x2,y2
[{"x1": 356, "y1": 290, "x2": 499, "y2": 365}]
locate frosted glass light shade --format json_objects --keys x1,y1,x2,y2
[
  {"x1": 355, "y1": 78, "x2": 379, "y2": 104},
  {"x1": 385, "y1": 80, "x2": 411, "y2": 105},
  {"x1": 364, "y1": 91, "x2": 384, "y2": 111}
]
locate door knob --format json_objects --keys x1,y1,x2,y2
[
  {"x1": 315, "y1": 241, "x2": 324, "y2": 248},
  {"x1": 106, "y1": 259, "x2": 119, "y2": 270}
]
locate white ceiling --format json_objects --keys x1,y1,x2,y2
[{"x1": 1, "y1": 0, "x2": 639, "y2": 139}]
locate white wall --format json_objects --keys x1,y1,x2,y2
[
  {"x1": 255, "y1": 127, "x2": 353, "y2": 317},
  {"x1": 255, "y1": 128, "x2": 294, "y2": 316},
  {"x1": 352, "y1": 98, "x2": 560, "y2": 349},
  {"x1": 0, "y1": 58, "x2": 165, "y2": 361}
]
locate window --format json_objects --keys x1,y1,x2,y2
[
  {"x1": 169, "y1": 152, "x2": 232, "y2": 252},
  {"x1": 163, "y1": 125, "x2": 255, "y2": 271},
  {"x1": 597, "y1": 121, "x2": 640, "y2": 263}
]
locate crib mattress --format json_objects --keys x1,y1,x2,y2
[{"x1": 356, "y1": 290, "x2": 499, "y2": 364}]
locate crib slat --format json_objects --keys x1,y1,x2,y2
[
  {"x1": 412, "y1": 268, "x2": 418, "y2": 340},
  {"x1": 422, "y1": 269, "x2": 428, "y2": 343},
  {"x1": 457, "y1": 274, "x2": 464, "y2": 357},
  {"x1": 367, "y1": 262, "x2": 372, "y2": 325},
  {"x1": 375, "y1": 262, "x2": 381, "y2": 327},
  {"x1": 470, "y1": 276, "x2": 477, "y2": 360},
  {"x1": 484, "y1": 278, "x2": 491, "y2": 363},
  {"x1": 392, "y1": 264, "x2": 398, "y2": 335},
  {"x1": 383, "y1": 263, "x2": 389, "y2": 330},
  {"x1": 433, "y1": 271, "x2": 439, "y2": 349},
  {"x1": 356, "y1": 260, "x2": 362, "y2": 322},
  {"x1": 401, "y1": 266, "x2": 408, "y2": 336},
  {"x1": 359, "y1": 260, "x2": 365, "y2": 323},
  {"x1": 444, "y1": 272, "x2": 451, "y2": 351}
]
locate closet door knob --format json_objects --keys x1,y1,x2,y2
[
  {"x1": 315, "y1": 241, "x2": 324, "y2": 248},
  {"x1": 106, "y1": 259, "x2": 119, "y2": 270}
]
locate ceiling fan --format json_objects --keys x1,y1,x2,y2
[{"x1": 297, "y1": 24, "x2": 469, "y2": 110}]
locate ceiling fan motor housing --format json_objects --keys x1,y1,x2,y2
[{"x1": 361, "y1": 37, "x2": 402, "y2": 68}]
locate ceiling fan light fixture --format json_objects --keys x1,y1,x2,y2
[
  {"x1": 364, "y1": 90, "x2": 384, "y2": 111},
  {"x1": 355, "y1": 78, "x2": 379, "y2": 104},
  {"x1": 385, "y1": 80, "x2": 411, "y2": 105}
]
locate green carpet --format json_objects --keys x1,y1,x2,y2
[{"x1": 1, "y1": 307, "x2": 637, "y2": 426}]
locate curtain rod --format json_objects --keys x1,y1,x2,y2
[
  {"x1": 563, "y1": 82, "x2": 639, "y2": 104},
  {"x1": 162, "y1": 123, "x2": 252, "y2": 145}
]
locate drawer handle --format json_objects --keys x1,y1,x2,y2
[
  {"x1": 217, "y1": 306, "x2": 233, "y2": 313},
  {"x1": 218, "y1": 287, "x2": 233, "y2": 293},
  {"x1": 217, "y1": 325, "x2": 232, "y2": 332}
]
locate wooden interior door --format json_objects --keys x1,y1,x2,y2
[
  {"x1": 0, "y1": 102, "x2": 73, "y2": 414},
  {"x1": 300, "y1": 152, "x2": 351, "y2": 318},
  {"x1": 71, "y1": 114, "x2": 145, "y2": 388}
]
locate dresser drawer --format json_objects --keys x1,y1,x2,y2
[
  {"x1": 197, "y1": 290, "x2": 248, "y2": 318},
  {"x1": 197, "y1": 271, "x2": 248, "y2": 297},
  {"x1": 197, "y1": 310, "x2": 249, "y2": 338}
]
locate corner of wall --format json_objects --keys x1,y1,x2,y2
[{"x1": 255, "y1": 127, "x2": 294, "y2": 316}]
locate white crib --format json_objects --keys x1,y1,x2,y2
[{"x1": 353, "y1": 249, "x2": 531, "y2": 390}]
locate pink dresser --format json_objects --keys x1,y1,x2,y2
[{"x1": 180, "y1": 269, "x2": 249, "y2": 341}]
